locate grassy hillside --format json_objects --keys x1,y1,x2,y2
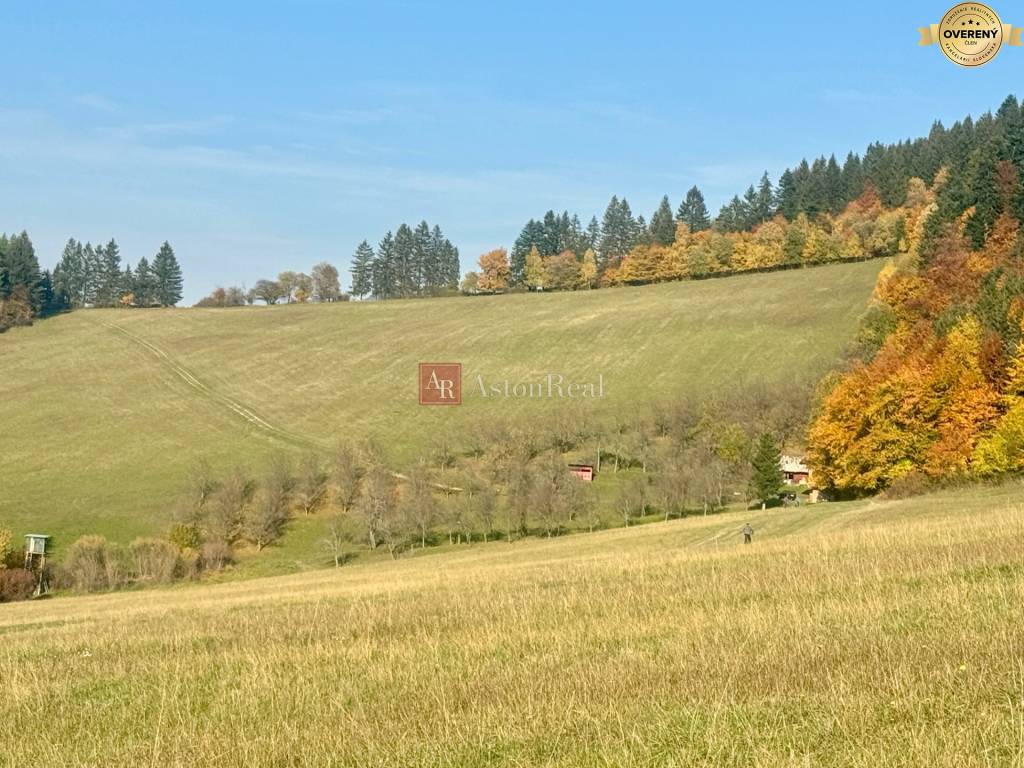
[
  {"x1": 0, "y1": 260, "x2": 882, "y2": 550},
  {"x1": 1, "y1": 482, "x2": 1021, "y2": 766}
]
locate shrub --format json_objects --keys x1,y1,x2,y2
[
  {"x1": 177, "y1": 548, "x2": 201, "y2": 580},
  {"x1": 883, "y1": 471, "x2": 932, "y2": 500},
  {"x1": 201, "y1": 540, "x2": 233, "y2": 571},
  {"x1": 168, "y1": 523, "x2": 202, "y2": 552},
  {"x1": 0, "y1": 528, "x2": 11, "y2": 567},
  {"x1": 0, "y1": 568, "x2": 36, "y2": 602},
  {"x1": 61, "y1": 535, "x2": 125, "y2": 592},
  {"x1": 129, "y1": 538, "x2": 180, "y2": 583}
]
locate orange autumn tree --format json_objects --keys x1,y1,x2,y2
[
  {"x1": 809, "y1": 168, "x2": 1024, "y2": 494},
  {"x1": 973, "y1": 335, "x2": 1024, "y2": 474},
  {"x1": 476, "y1": 248, "x2": 510, "y2": 293}
]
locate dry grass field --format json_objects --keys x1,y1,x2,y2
[{"x1": 2, "y1": 481, "x2": 1022, "y2": 767}]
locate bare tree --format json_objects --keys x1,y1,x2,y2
[
  {"x1": 402, "y1": 460, "x2": 437, "y2": 548},
  {"x1": 654, "y1": 443, "x2": 690, "y2": 521},
  {"x1": 460, "y1": 472, "x2": 497, "y2": 542},
  {"x1": 295, "y1": 453, "x2": 329, "y2": 515},
  {"x1": 321, "y1": 509, "x2": 360, "y2": 567},
  {"x1": 430, "y1": 428, "x2": 460, "y2": 473},
  {"x1": 440, "y1": 493, "x2": 464, "y2": 545},
  {"x1": 206, "y1": 466, "x2": 254, "y2": 548},
  {"x1": 356, "y1": 463, "x2": 395, "y2": 550},
  {"x1": 617, "y1": 476, "x2": 648, "y2": 527},
  {"x1": 529, "y1": 452, "x2": 587, "y2": 538},
  {"x1": 332, "y1": 442, "x2": 365, "y2": 514},
  {"x1": 243, "y1": 455, "x2": 295, "y2": 551},
  {"x1": 175, "y1": 459, "x2": 218, "y2": 526}
]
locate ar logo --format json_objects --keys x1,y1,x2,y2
[{"x1": 418, "y1": 363, "x2": 462, "y2": 405}]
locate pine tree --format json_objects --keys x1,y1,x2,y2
[
  {"x1": 541, "y1": 210, "x2": 562, "y2": 256},
  {"x1": 750, "y1": 433, "x2": 783, "y2": 505},
  {"x1": 413, "y1": 220, "x2": 431, "y2": 292},
  {"x1": 350, "y1": 240, "x2": 375, "y2": 299},
  {"x1": 434, "y1": 226, "x2": 460, "y2": 290},
  {"x1": 677, "y1": 186, "x2": 711, "y2": 232},
  {"x1": 152, "y1": 241, "x2": 184, "y2": 306},
  {"x1": 373, "y1": 231, "x2": 397, "y2": 299},
  {"x1": 2, "y1": 231, "x2": 43, "y2": 311},
  {"x1": 742, "y1": 185, "x2": 759, "y2": 229},
  {"x1": 754, "y1": 172, "x2": 776, "y2": 223},
  {"x1": 97, "y1": 238, "x2": 122, "y2": 306},
  {"x1": 82, "y1": 243, "x2": 102, "y2": 306},
  {"x1": 840, "y1": 152, "x2": 863, "y2": 202},
  {"x1": 134, "y1": 256, "x2": 155, "y2": 307},
  {"x1": 599, "y1": 196, "x2": 640, "y2": 268},
  {"x1": 776, "y1": 169, "x2": 799, "y2": 220},
  {"x1": 393, "y1": 224, "x2": 416, "y2": 297},
  {"x1": 649, "y1": 195, "x2": 676, "y2": 245},
  {"x1": 121, "y1": 264, "x2": 134, "y2": 305},
  {"x1": 584, "y1": 216, "x2": 601, "y2": 254},
  {"x1": 825, "y1": 155, "x2": 843, "y2": 214}
]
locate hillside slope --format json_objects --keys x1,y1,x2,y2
[
  {"x1": 1, "y1": 482, "x2": 1021, "y2": 766},
  {"x1": 0, "y1": 260, "x2": 882, "y2": 544}
]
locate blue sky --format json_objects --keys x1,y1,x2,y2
[{"x1": 2, "y1": 1, "x2": 1021, "y2": 303}]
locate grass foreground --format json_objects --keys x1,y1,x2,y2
[{"x1": 1, "y1": 481, "x2": 1022, "y2": 767}]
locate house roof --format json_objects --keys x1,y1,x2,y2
[{"x1": 780, "y1": 455, "x2": 809, "y2": 473}]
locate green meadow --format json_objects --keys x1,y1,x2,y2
[{"x1": 1, "y1": 260, "x2": 881, "y2": 560}]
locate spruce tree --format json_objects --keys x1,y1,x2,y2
[
  {"x1": 751, "y1": 433, "x2": 783, "y2": 506},
  {"x1": 754, "y1": 172, "x2": 776, "y2": 223},
  {"x1": 649, "y1": 195, "x2": 676, "y2": 245},
  {"x1": 134, "y1": 256, "x2": 155, "y2": 307},
  {"x1": 393, "y1": 224, "x2": 416, "y2": 298},
  {"x1": 350, "y1": 240, "x2": 375, "y2": 299},
  {"x1": 824, "y1": 155, "x2": 843, "y2": 214},
  {"x1": 98, "y1": 238, "x2": 122, "y2": 306},
  {"x1": 677, "y1": 186, "x2": 711, "y2": 232},
  {"x1": 413, "y1": 220, "x2": 431, "y2": 293},
  {"x1": 152, "y1": 241, "x2": 184, "y2": 306},
  {"x1": 584, "y1": 216, "x2": 601, "y2": 254},
  {"x1": 373, "y1": 231, "x2": 397, "y2": 299},
  {"x1": 122, "y1": 264, "x2": 134, "y2": 305},
  {"x1": 2, "y1": 231, "x2": 43, "y2": 311},
  {"x1": 742, "y1": 185, "x2": 759, "y2": 229}
]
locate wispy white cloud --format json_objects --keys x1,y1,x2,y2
[
  {"x1": 97, "y1": 115, "x2": 234, "y2": 141},
  {"x1": 74, "y1": 93, "x2": 119, "y2": 112},
  {"x1": 296, "y1": 107, "x2": 400, "y2": 125}
]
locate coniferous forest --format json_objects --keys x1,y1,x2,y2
[{"x1": 0, "y1": 236, "x2": 184, "y2": 333}]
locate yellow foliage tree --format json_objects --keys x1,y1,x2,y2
[
  {"x1": 524, "y1": 246, "x2": 545, "y2": 291},
  {"x1": 579, "y1": 249, "x2": 597, "y2": 289}
]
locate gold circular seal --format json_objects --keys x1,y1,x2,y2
[{"x1": 938, "y1": 3, "x2": 1004, "y2": 66}]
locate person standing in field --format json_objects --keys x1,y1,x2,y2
[{"x1": 741, "y1": 523, "x2": 754, "y2": 544}]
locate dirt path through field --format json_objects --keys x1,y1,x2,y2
[{"x1": 100, "y1": 320, "x2": 321, "y2": 449}]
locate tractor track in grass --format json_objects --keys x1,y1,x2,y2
[{"x1": 100, "y1": 321, "x2": 322, "y2": 450}]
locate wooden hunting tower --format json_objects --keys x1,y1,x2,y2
[{"x1": 23, "y1": 534, "x2": 50, "y2": 596}]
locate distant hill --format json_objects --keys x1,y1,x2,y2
[{"x1": 0, "y1": 259, "x2": 882, "y2": 548}]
